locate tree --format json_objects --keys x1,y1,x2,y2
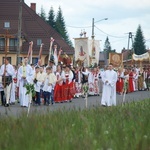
[
  {"x1": 55, "y1": 6, "x2": 73, "y2": 47},
  {"x1": 104, "y1": 36, "x2": 112, "y2": 59},
  {"x1": 133, "y1": 25, "x2": 146, "y2": 55},
  {"x1": 40, "y1": 6, "x2": 46, "y2": 21},
  {"x1": 47, "y1": 6, "x2": 55, "y2": 29}
]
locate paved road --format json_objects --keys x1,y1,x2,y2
[{"x1": 0, "y1": 91, "x2": 150, "y2": 117}]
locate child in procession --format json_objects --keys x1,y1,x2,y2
[{"x1": 43, "y1": 67, "x2": 56, "y2": 105}]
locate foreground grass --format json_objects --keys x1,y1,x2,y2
[{"x1": 0, "y1": 99, "x2": 150, "y2": 150}]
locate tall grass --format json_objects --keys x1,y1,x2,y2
[{"x1": 0, "y1": 99, "x2": 149, "y2": 150}]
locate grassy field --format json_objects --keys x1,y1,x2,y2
[{"x1": 0, "y1": 99, "x2": 150, "y2": 150}]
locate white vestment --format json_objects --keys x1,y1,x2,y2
[
  {"x1": 101, "y1": 69, "x2": 117, "y2": 106},
  {"x1": 17, "y1": 64, "x2": 33, "y2": 107}
]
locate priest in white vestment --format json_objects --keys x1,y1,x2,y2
[
  {"x1": 101, "y1": 64, "x2": 117, "y2": 106},
  {"x1": 17, "y1": 58, "x2": 34, "y2": 107}
]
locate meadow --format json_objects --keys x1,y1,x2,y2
[{"x1": 0, "y1": 99, "x2": 149, "y2": 150}]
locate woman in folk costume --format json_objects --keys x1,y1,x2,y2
[
  {"x1": 128, "y1": 68, "x2": 134, "y2": 93},
  {"x1": 54, "y1": 65, "x2": 64, "y2": 103},
  {"x1": 138, "y1": 67, "x2": 144, "y2": 91},
  {"x1": 123, "y1": 68, "x2": 129, "y2": 94},
  {"x1": 93, "y1": 67, "x2": 99, "y2": 95},
  {"x1": 61, "y1": 65, "x2": 74, "y2": 102},
  {"x1": 74, "y1": 66, "x2": 82, "y2": 98},
  {"x1": 133, "y1": 68, "x2": 138, "y2": 91},
  {"x1": 116, "y1": 67, "x2": 124, "y2": 95},
  {"x1": 17, "y1": 58, "x2": 34, "y2": 107}
]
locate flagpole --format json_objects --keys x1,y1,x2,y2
[
  {"x1": 38, "y1": 43, "x2": 44, "y2": 59},
  {"x1": 48, "y1": 37, "x2": 54, "y2": 64},
  {"x1": 30, "y1": 41, "x2": 33, "y2": 64}
]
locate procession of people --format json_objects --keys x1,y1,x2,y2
[
  {"x1": 0, "y1": 38, "x2": 150, "y2": 108},
  {"x1": 0, "y1": 55, "x2": 150, "y2": 108}
]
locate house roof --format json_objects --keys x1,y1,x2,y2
[{"x1": 0, "y1": 0, "x2": 74, "y2": 55}]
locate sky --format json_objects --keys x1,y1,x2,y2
[{"x1": 25, "y1": 0, "x2": 150, "y2": 53}]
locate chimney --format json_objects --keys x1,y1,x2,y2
[{"x1": 30, "y1": 3, "x2": 36, "y2": 12}]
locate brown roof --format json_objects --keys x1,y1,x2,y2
[{"x1": 0, "y1": 0, "x2": 74, "y2": 55}]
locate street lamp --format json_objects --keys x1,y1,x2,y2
[{"x1": 91, "y1": 18, "x2": 108, "y2": 39}]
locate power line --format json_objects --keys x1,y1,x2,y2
[
  {"x1": 94, "y1": 25, "x2": 127, "y2": 38},
  {"x1": 66, "y1": 25, "x2": 92, "y2": 28}
]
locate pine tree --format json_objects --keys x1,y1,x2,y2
[
  {"x1": 47, "y1": 6, "x2": 55, "y2": 29},
  {"x1": 55, "y1": 6, "x2": 73, "y2": 47},
  {"x1": 104, "y1": 36, "x2": 112, "y2": 59},
  {"x1": 133, "y1": 25, "x2": 146, "y2": 55},
  {"x1": 40, "y1": 6, "x2": 46, "y2": 21}
]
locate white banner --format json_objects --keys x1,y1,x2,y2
[{"x1": 132, "y1": 52, "x2": 150, "y2": 61}]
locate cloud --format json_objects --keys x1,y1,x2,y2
[{"x1": 25, "y1": 0, "x2": 150, "y2": 52}]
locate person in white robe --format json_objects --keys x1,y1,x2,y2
[
  {"x1": 17, "y1": 58, "x2": 33, "y2": 107},
  {"x1": 101, "y1": 64, "x2": 117, "y2": 106},
  {"x1": 10, "y1": 65, "x2": 17, "y2": 104},
  {"x1": 0, "y1": 58, "x2": 15, "y2": 107}
]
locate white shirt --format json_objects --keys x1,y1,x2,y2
[{"x1": 0, "y1": 63, "x2": 15, "y2": 76}]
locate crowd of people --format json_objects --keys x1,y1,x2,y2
[{"x1": 0, "y1": 57, "x2": 150, "y2": 107}]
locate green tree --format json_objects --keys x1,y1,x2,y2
[
  {"x1": 47, "y1": 6, "x2": 55, "y2": 29},
  {"x1": 40, "y1": 6, "x2": 46, "y2": 21},
  {"x1": 104, "y1": 36, "x2": 112, "y2": 59},
  {"x1": 133, "y1": 25, "x2": 146, "y2": 55},
  {"x1": 55, "y1": 6, "x2": 73, "y2": 47}
]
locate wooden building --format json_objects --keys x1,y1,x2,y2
[{"x1": 0, "y1": 0, "x2": 74, "y2": 66}]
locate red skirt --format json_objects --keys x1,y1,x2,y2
[
  {"x1": 63, "y1": 80, "x2": 75, "y2": 101},
  {"x1": 116, "y1": 78, "x2": 124, "y2": 93},
  {"x1": 128, "y1": 78, "x2": 134, "y2": 92},
  {"x1": 54, "y1": 84, "x2": 64, "y2": 102}
]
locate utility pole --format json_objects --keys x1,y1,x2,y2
[
  {"x1": 91, "y1": 18, "x2": 95, "y2": 39},
  {"x1": 16, "y1": 0, "x2": 22, "y2": 66},
  {"x1": 91, "y1": 18, "x2": 108, "y2": 39},
  {"x1": 127, "y1": 32, "x2": 134, "y2": 50}
]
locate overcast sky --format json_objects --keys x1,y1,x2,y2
[{"x1": 25, "y1": 0, "x2": 150, "y2": 53}]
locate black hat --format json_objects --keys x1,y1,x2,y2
[{"x1": 49, "y1": 55, "x2": 55, "y2": 63}]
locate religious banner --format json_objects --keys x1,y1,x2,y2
[
  {"x1": 109, "y1": 52, "x2": 123, "y2": 67},
  {"x1": 74, "y1": 37, "x2": 89, "y2": 67},
  {"x1": 132, "y1": 52, "x2": 150, "y2": 61},
  {"x1": 74, "y1": 37, "x2": 100, "y2": 67},
  {"x1": 88, "y1": 39, "x2": 100, "y2": 66}
]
